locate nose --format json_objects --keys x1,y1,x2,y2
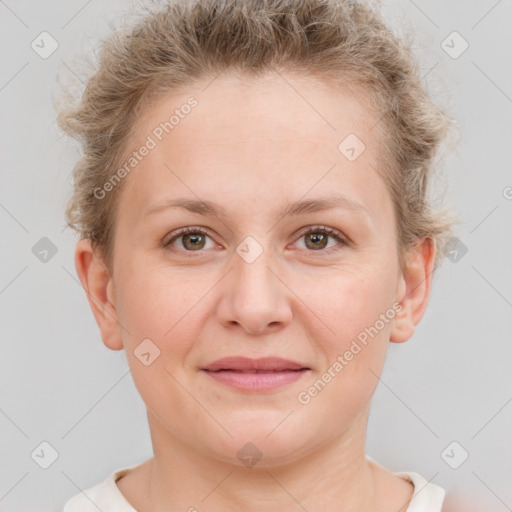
[{"x1": 216, "y1": 241, "x2": 293, "y2": 335}]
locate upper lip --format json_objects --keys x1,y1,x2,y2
[{"x1": 202, "y1": 357, "x2": 309, "y2": 372}]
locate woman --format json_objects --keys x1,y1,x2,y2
[{"x1": 59, "y1": 0, "x2": 456, "y2": 510}]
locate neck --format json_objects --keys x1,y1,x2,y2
[{"x1": 144, "y1": 408, "x2": 379, "y2": 512}]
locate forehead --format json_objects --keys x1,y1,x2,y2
[
  {"x1": 134, "y1": 71, "x2": 379, "y2": 147},
  {"x1": 118, "y1": 71, "x2": 388, "y2": 221}
]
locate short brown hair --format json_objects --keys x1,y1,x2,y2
[{"x1": 56, "y1": 0, "x2": 457, "y2": 273}]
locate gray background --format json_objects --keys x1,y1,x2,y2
[{"x1": 1, "y1": 1, "x2": 511, "y2": 510}]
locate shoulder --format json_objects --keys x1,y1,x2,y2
[
  {"x1": 396, "y1": 471, "x2": 446, "y2": 512},
  {"x1": 366, "y1": 456, "x2": 446, "y2": 512},
  {"x1": 62, "y1": 465, "x2": 139, "y2": 512}
]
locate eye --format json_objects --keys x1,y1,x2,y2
[
  {"x1": 294, "y1": 225, "x2": 347, "y2": 253},
  {"x1": 163, "y1": 225, "x2": 348, "y2": 255},
  {"x1": 164, "y1": 227, "x2": 216, "y2": 253}
]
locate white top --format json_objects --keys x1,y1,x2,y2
[{"x1": 62, "y1": 462, "x2": 445, "y2": 512}]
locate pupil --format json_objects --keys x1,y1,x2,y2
[
  {"x1": 184, "y1": 233, "x2": 204, "y2": 250},
  {"x1": 307, "y1": 232, "x2": 327, "y2": 250}
]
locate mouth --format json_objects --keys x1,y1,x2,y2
[
  {"x1": 208, "y1": 369, "x2": 304, "y2": 373},
  {"x1": 203, "y1": 356, "x2": 309, "y2": 372},
  {"x1": 201, "y1": 357, "x2": 310, "y2": 392}
]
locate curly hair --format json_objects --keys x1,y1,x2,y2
[{"x1": 56, "y1": 0, "x2": 456, "y2": 274}]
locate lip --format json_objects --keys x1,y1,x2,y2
[
  {"x1": 203, "y1": 356, "x2": 308, "y2": 372},
  {"x1": 202, "y1": 357, "x2": 310, "y2": 392}
]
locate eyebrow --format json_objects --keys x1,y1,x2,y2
[{"x1": 144, "y1": 194, "x2": 371, "y2": 220}]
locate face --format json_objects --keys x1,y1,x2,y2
[{"x1": 85, "y1": 71, "x2": 416, "y2": 467}]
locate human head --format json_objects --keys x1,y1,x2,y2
[{"x1": 57, "y1": 0, "x2": 456, "y2": 471}]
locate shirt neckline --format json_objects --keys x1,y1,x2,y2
[{"x1": 108, "y1": 462, "x2": 445, "y2": 511}]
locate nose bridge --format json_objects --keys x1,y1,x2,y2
[
  {"x1": 221, "y1": 233, "x2": 291, "y2": 332},
  {"x1": 233, "y1": 233, "x2": 279, "y2": 300}
]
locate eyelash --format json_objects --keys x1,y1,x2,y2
[{"x1": 163, "y1": 225, "x2": 348, "y2": 256}]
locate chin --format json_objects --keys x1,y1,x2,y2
[{"x1": 199, "y1": 412, "x2": 313, "y2": 468}]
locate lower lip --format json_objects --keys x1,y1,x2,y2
[{"x1": 203, "y1": 369, "x2": 309, "y2": 392}]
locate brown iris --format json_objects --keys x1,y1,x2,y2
[{"x1": 304, "y1": 232, "x2": 328, "y2": 250}]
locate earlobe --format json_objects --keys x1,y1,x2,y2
[
  {"x1": 74, "y1": 239, "x2": 124, "y2": 351},
  {"x1": 390, "y1": 238, "x2": 436, "y2": 344}
]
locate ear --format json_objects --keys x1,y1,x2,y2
[
  {"x1": 74, "y1": 238, "x2": 123, "y2": 351},
  {"x1": 390, "y1": 237, "x2": 435, "y2": 344}
]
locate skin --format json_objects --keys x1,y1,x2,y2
[{"x1": 75, "y1": 71, "x2": 435, "y2": 511}]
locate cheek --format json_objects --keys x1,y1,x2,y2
[
  {"x1": 293, "y1": 274, "x2": 393, "y2": 425},
  {"x1": 299, "y1": 266, "x2": 396, "y2": 401},
  {"x1": 306, "y1": 265, "x2": 397, "y2": 344},
  {"x1": 114, "y1": 264, "x2": 204, "y2": 355},
  {"x1": 113, "y1": 269, "x2": 206, "y2": 415}
]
